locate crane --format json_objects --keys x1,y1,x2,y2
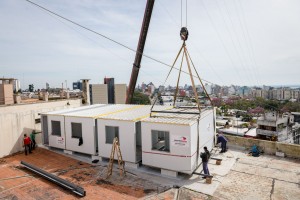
[{"x1": 126, "y1": 0, "x2": 155, "y2": 104}]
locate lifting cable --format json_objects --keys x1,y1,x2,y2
[{"x1": 151, "y1": 0, "x2": 212, "y2": 115}]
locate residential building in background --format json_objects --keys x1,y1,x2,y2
[
  {"x1": 204, "y1": 83, "x2": 212, "y2": 95},
  {"x1": 0, "y1": 78, "x2": 14, "y2": 105},
  {"x1": 256, "y1": 112, "x2": 289, "y2": 142},
  {"x1": 238, "y1": 86, "x2": 251, "y2": 97},
  {"x1": 158, "y1": 85, "x2": 165, "y2": 93},
  {"x1": 115, "y1": 84, "x2": 127, "y2": 104},
  {"x1": 90, "y1": 84, "x2": 108, "y2": 104},
  {"x1": 89, "y1": 79, "x2": 126, "y2": 105}
]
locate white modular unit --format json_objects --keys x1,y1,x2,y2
[
  {"x1": 65, "y1": 116, "x2": 97, "y2": 155},
  {"x1": 47, "y1": 115, "x2": 66, "y2": 149},
  {"x1": 44, "y1": 104, "x2": 159, "y2": 156},
  {"x1": 44, "y1": 104, "x2": 108, "y2": 151},
  {"x1": 141, "y1": 108, "x2": 215, "y2": 175},
  {"x1": 96, "y1": 105, "x2": 168, "y2": 163},
  {"x1": 62, "y1": 104, "x2": 130, "y2": 155},
  {"x1": 97, "y1": 119, "x2": 138, "y2": 162}
]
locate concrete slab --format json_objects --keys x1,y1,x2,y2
[
  {"x1": 125, "y1": 162, "x2": 139, "y2": 169},
  {"x1": 4, "y1": 146, "x2": 298, "y2": 200},
  {"x1": 63, "y1": 150, "x2": 73, "y2": 155},
  {"x1": 232, "y1": 162, "x2": 299, "y2": 184},
  {"x1": 213, "y1": 171, "x2": 273, "y2": 200},
  {"x1": 161, "y1": 169, "x2": 178, "y2": 178},
  {"x1": 272, "y1": 180, "x2": 300, "y2": 200}
]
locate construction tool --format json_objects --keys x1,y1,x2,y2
[{"x1": 106, "y1": 137, "x2": 126, "y2": 178}]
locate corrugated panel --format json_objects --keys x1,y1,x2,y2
[
  {"x1": 142, "y1": 109, "x2": 212, "y2": 125},
  {"x1": 44, "y1": 104, "x2": 106, "y2": 116},
  {"x1": 98, "y1": 105, "x2": 172, "y2": 121},
  {"x1": 45, "y1": 104, "x2": 149, "y2": 118},
  {"x1": 44, "y1": 104, "x2": 213, "y2": 125}
]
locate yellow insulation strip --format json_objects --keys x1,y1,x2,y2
[
  {"x1": 93, "y1": 105, "x2": 144, "y2": 118},
  {"x1": 133, "y1": 106, "x2": 174, "y2": 121}
]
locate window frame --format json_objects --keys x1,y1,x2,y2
[
  {"x1": 151, "y1": 130, "x2": 170, "y2": 152},
  {"x1": 105, "y1": 126, "x2": 119, "y2": 144},
  {"x1": 51, "y1": 120, "x2": 61, "y2": 136},
  {"x1": 71, "y1": 122, "x2": 82, "y2": 139}
]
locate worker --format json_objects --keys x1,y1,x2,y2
[
  {"x1": 23, "y1": 134, "x2": 32, "y2": 155},
  {"x1": 249, "y1": 144, "x2": 260, "y2": 157},
  {"x1": 30, "y1": 130, "x2": 40, "y2": 150},
  {"x1": 200, "y1": 146, "x2": 210, "y2": 178},
  {"x1": 224, "y1": 121, "x2": 230, "y2": 128},
  {"x1": 216, "y1": 134, "x2": 228, "y2": 153}
]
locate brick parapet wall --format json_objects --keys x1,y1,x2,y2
[{"x1": 225, "y1": 135, "x2": 300, "y2": 159}]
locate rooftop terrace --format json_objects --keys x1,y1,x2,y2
[{"x1": 0, "y1": 145, "x2": 299, "y2": 199}]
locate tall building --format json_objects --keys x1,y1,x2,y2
[
  {"x1": 158, "y1": 85, "x2": 165, "y2": 93},
  {"x1": 0, "y1": 78, "x2": 14, "y2": 105},
  {"x1": 292, "y1": 90, "x2": 300, "y2": 100},
  {"x1": 88, "y1": 77, "x2": 126, "y2": 105},
  {"x1": 46, "y1": 82, "x2": 50, "y2": 91},
  {"x1": 115, "y1": 84, "x2": 127, "y2": 104},
  {"x1": 238, "y1": 86, "x2": 251, "y2": 97},
  {"x1": 141, "y1": 82, "x2": 147, "y2": 92},
  {"x1": 104, "y1": 78, "x2": 115, "y2": 104},
  {"x1": 283, "y1": 89, "x2": 291, "y2": 100},
  {"x1": 73, "y1": 81, "x2": 82, "y2": 90},
  {"x1": 90, "y1": 84, "x2": 108, "y2": 104},
  {"x1": 13, "y1": 80, "x2": 21, "y2": 92},
  {"x1": 204, "y1": 83, "x2": 212, "y2": 95}
]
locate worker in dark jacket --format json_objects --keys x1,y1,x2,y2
[
  {"x1": 216, "y1": 134, "x2": 228, "y2": 153},
  {"x1": 200, "y1": 146, "x2": 210, "y2": 178}
]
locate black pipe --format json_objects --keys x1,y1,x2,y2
[{"x1": 20, "y1": 161, "x2": 86, "y2": 197}]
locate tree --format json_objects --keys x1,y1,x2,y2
[
  {"x1": 248, "y1": 106, "x2": 265, "y2": 118},
  {"x1": 131, "y1": 91, "x2": 150, "y2": 105},
  {"x1": 220, "y1": 104, "x2": 229, "y2": 115},
  {"x1": 280, "y1": 102, "x2": 300, "y2": 113},
  {"x1": 211, "y1": 98, "x2": 222, "y2": 107}
]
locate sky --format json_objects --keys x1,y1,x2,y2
[{"x1": 0, "y1": 0, "x2": 300, "y2": 89}]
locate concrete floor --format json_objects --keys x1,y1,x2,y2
[{"x1": 0, "y1": 147, "x2": 299, "y2": 200}]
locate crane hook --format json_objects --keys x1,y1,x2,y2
[{"x1": 180, "y1": 27, "x2": 189, "y2": 41}]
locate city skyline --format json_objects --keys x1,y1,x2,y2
[{"x1": 1, "y1": 0, "x2": 300, "y2": 89}]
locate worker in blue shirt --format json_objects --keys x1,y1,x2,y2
[{"x1": 216, "y1": 134, "x2": 228, "y2": 153}]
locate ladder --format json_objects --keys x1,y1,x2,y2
[{"x1": 106, "y1": 137, "x2": 126, "y2": 178}]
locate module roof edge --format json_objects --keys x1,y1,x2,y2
[{"x1": 42, "y1": 104, "x2": 108, "y2": 116}]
